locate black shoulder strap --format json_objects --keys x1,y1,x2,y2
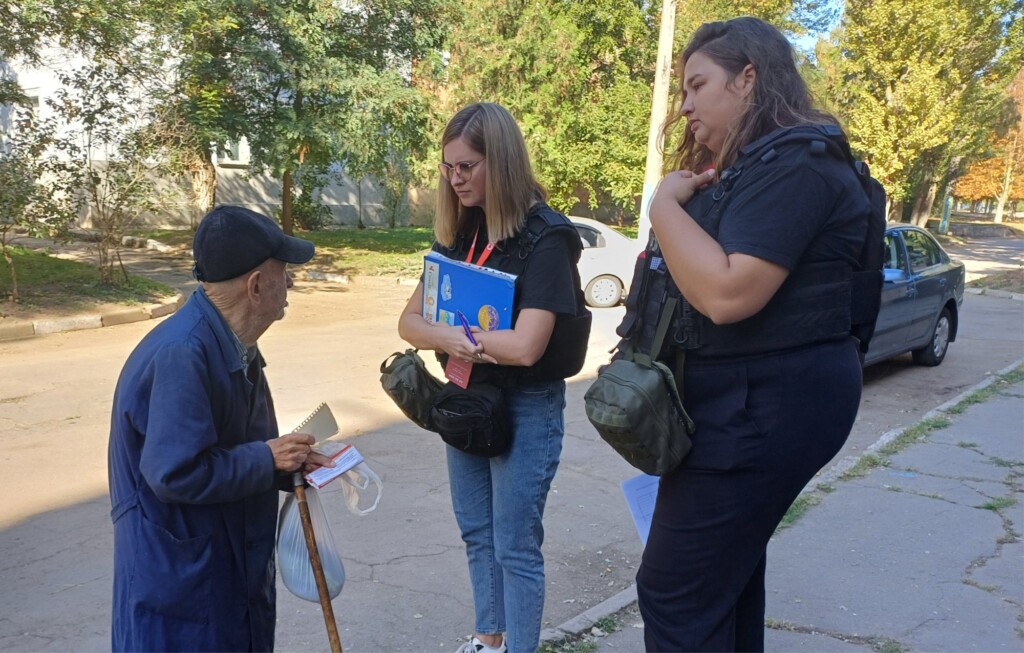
[
  {"x1": 738, "y1": 124, "x2": 851, "y2": 169},
  {"x1": 517, "y1": 205, "x2": 582, "y2": 264}
]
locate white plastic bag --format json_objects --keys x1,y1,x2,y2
[
  {"x1": 310, "y1": 440, "x2": 383, "y2": 516},
  {"x1": 338, "y1": 461, "x2": 383, "y2": 515},
  {"x1": 277, "y1": 487, "x2": 346, "y2": 602}
]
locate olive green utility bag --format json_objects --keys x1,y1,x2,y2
[
  {"x1": 584, "y1": 298, "x2": 694, "y2": 476},
  {"x1": 380, "y1": 349, "x2": 444, "y2": 431}
]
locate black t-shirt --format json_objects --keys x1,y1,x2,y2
[
  {"x1": 432, "y1": 205, "x2": 579, "y2": 322},
  {"x1": 670, "y1": 132, "x2": 873, "y2": 359}
]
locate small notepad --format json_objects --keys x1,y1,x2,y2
[{"x1": 289, "y1": 403, "x2": 338, "y2": 442}]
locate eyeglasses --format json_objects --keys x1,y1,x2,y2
[{"x1": 438, "y1": 159, "x2": 483, "y2": 181}]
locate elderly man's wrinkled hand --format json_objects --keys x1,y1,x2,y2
[
  {"x1": 267, "y1": 433, "x2": 316, "y2": 472},
  {"x1": 303, "y1": 450, "x2": 336, "y2": 473}
]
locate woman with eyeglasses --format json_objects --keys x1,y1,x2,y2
[{"x1": 397, "y1": 102, "x2": 586, "y2": 653}]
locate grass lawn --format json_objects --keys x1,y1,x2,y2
[
  {"x1": 133, "y1": 225, "x2": 436, "y2": 278},
  {"x1": 304, "y1": 226, "x2": 435, "y2": 278},
  {"x1": 966, "y1": 268, "x2": 1024, "y2": 294},
  {"x1": 1, "y1": 246, "x2": 175, "y2": 318}
]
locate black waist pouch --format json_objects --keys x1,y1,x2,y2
[{"x1": 430, "y1": 379, "x2": 511, "y2": 457}]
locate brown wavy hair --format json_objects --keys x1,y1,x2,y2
[
  {"x1": 435, "y1": 103, "x2": 546, "y2": 248},
  {"x1": 663, "y1": 17, "x2": 838, "y2": 172}
]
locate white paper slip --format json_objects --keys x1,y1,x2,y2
[
  {"x1": 304, "y1": 443, "x2": 365, "y2": 489},
  {"x1": 621, "y1": 473, "x2": 660, "y2": 547}
]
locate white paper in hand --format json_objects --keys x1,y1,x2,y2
[{"x1": 305, "y1": 442, "x2": 365, "y2": 489}]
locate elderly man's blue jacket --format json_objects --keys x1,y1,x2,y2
[{"x1": 108, "y1": 288, "x2": 285, "y2": 652}]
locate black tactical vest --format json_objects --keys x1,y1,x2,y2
[{"x1": 617, "y1": 125, "x2": 882, "y2": 361}]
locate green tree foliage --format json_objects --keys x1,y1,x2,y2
[
  {"x1": 0, "y1": 108, "x2": 81, "y2": 301},
  {"x1": 231, "y1": 0, "x2": 451, "y2": 234},
  {"x1": 438, "y1": 1, "x2": 829, "y2": 220},
  {"x1": 141, "y1": 0, "x2": 254, "y2": 222},
  {"x1": 340, "y1": 69, "x2": 434, "y2": 228},
  {"x1": 1, "y1": 0, "x2": 141, "y2": 105},
  {"x1": 822, "y1": 0, "x2": 1019, "y2": 224},
  {"x1": 438, "y1": 0, "x2": 657, "y2": 219},
  {"x1": 49, "y1": 63, "x2": 167, "y2": 285},
  {"x1": 674, "y1": 0, "x2": 834, "y2": 47}
]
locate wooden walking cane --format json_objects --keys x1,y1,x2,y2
[{"x1": 293, "y1": 472, "x2": 343, "y2": 653}]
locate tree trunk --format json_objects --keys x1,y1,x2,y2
[
  {"x1": 357, "y1": 178, "x2": 365, "y2": 229},
  {"x1": 888, "y1": 199, "x2": 903, "y2": 223},
  {"x1": 1, "y1": 240, "x2": 19, "y2": 303},
  {"x1": 995, "y1": 191, "x2": 1008, "y2": 224},
  {"x1": 190, "y1": 149, "x2": 217, "y2": 226},
  {"x1": 282, "y1": 87, "x2": 302, "y2": 236},
  {"x1": 282, "y1": 168, "x2": 294, "y2": 235},
  {"x1": 911, "y1": 180, "x2": 938, "y2": 228},
  {"x1": 994, "y1": 132, "x2": 1017, "y2": 224}
]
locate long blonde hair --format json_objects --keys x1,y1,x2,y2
[
  {"x1": 663, "y1": 17, "x2": 838, "y2": 172},
  {"x1": 435, "y1": 103, "x2": 545, "y2": 247}
]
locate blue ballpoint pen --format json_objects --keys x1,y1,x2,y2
[{"x1": 456, "y1": 310, "x2": 478, "y2": 345}]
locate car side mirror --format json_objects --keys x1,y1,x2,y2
[{"x1": 883, "y1": 268, "x2": 907, "y2": 283}]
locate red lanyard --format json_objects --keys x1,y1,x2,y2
[{"x1": 464, "y1": 227, "x2": 495, "y2": 267}]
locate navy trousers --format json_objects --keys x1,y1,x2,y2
[{"x1": 637, "y1": 338, "x2": 862, "y2": 652}]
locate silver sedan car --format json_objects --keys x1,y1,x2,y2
[{"x1": 570, "y1": 216, "x2": 643, "y2": 308}]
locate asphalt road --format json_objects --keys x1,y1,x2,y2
[{"x1": 0, "y1": 240, "x2": 1021, "y2": 651}]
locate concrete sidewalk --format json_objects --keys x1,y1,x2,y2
[{"x1": 578, "y1": 369, "x2": 1024, "y2": 653}]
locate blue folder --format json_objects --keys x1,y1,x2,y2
[{"x1": 422, "y1": 251, "x2": 517, "y2": 331}]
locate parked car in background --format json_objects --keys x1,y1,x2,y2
[
  {"x1": 864, "y1": 224, "x2": 965, "y2": 366},
  {"x1": 570, "y1": 216, "x2": 643, "y2": 308},
  {"x1": 567, "y1": 218, "x2": 964, "y2": 366}
]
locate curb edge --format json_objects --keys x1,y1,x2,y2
[{"x1": 0, "y1": 293, "x2": 185, "y2": 342}]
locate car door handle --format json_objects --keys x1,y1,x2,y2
[{"x1": 906, "y1": 286, "x2": 917, "y2": 298}]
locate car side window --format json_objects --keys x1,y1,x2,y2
[
  {"x1": 903, "y1": 230, "x2": 941, "y2": 271},
  {"x1": 575, "y1": 225, "x2": 604, "y2": 249},
  {"x1": 883, "y1": 234, "x2": 905, "y2": 271}
]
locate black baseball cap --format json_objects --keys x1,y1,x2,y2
[{"x1": 192, "y1": 205, "x2": 315, "y2": 282}]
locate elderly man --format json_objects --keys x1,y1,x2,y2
[{"x1": 108, "y1": 205, "x2": 331, "y2": 652}]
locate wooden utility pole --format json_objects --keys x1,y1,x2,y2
[{"x1": 638, "y1": 0, "x2": 677, "y2": 245}]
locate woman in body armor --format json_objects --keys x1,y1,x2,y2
[
  {"x1": 633, "y1": 17, "x2": 872, "y2": 651},
  {"x1": 397, "y1": 102, "x2": 585, "y2": 653}
]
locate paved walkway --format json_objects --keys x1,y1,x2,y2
[{"x1": 579, "y1": 369, "x2": 1024, "y2": 652}]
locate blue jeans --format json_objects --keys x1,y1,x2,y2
[{"x1": 446, "y1": 379, "x2": 566, "y2": 653}]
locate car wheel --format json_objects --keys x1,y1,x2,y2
[
  {"x1": 912, "y1": 307, "x2": 951, "y2": 366},
  {"x1": 585, "y1": 275, "x2": 624, "y2": 308}
]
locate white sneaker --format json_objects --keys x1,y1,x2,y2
[{"x1": 454, "y1": 635, "x2": 507, "y2": 653}]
